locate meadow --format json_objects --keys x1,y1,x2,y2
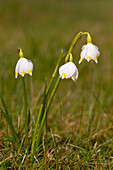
[{"x1": 0, "y1": 0, "x2": 113, "y2": 169}]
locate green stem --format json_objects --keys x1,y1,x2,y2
[
  {"x1": 46, "y1": 49, "x2": 63, "y2": 95},
  {"x1": 31, "y1": 50, "x2": 64, "y2": 155},
  {"x1": 36, "y1": 76, "x2": 61, "y2": 149},
  {"x1": 31, "y1": 104, "x2": 43, "y2": 154},
  {"x1": 22, "y1": 77, "x2": 28, "y2": 146},
  {"x1": 22, "y1": 77, "x2": 27, "y2": 120},
  {"x1": 31, "y1": 31, "x2": 92, "y2": 155},
  {"x1": 31, "y1": 77, "x2": 61, "y2": 155},
  {"x1": 46, "y1": 77, "x2": 61, "y2": 113}
]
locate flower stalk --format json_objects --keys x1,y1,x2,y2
[
  {"x1": 46, "y1": 49, "x2": 64, "y2": 95},
  {"x1": 31, "y1": 50, "x2": 64, "y2": 155},
  {"x1": 36, "y1": 76, "x2": 61, "y2": 149},
  {"x1": 22, "y1": 77, "x2": 29, "y2": 146},
  {"x1": 15, "y1": 48, "x2": 33, "y2": 147},
  {"x1": 22, "y1": 77, "x2": 28, "y2": 125},
  {"x1": 30, "y1": 31, "x2": 99, "y2": 157},
  {"x1": 31, "y1": 32, "x2": 88, "y2": 155},
  {"x1": 65, "y1": 32, "x2": 92, "y2": 62},
  {"x1": 31, "y1": 32, "x2": 85, "y2": 154}
]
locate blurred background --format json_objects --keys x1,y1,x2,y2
[{"x1": 0, "y1": 0, "x2": 113, "y2": 140}]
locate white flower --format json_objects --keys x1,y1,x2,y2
[
  {"x1": 15, "y1": 57, "x2": 33, "y2": 78},
  {"x1": 79, "y1": 43, "x2": 100, "y2": 64},
  {"x1": 59, "y1": 62, "x2": 79, "y2": 81}
]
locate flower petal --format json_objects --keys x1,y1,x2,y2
[
  {"x1": 59, "y1": 62, "x2": 78, "y2": 80},
  {"x1": 15, "y1": 59, "x2": 20, "y2": 78},
  {"x1": 15, "y1": 57, "x2": 33, "y2": 78},
  {"x1": 80, "y1": 43, "x2": 100, "y2": 63}
]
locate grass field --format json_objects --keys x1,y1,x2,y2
[{"x1": 0, "y1": 0, "x2": 113, "y2": 169}]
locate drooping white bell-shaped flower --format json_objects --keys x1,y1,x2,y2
[
  {"x1": 79, "y1": 43, "x2": 100, "y2": 64},
  {"x1": 15, "y1": 57, "x2": 33, "y2": 78},
  {"x1": 59, "y1": 62, "x2": 79, "y2": 81}
]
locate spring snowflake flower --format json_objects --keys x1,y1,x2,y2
[
  {"x1": 15, "y1": 57, "x2": 33, "y2": 78},
  {"x1": 59, "y1": 62, "x2": 78, "y2": 81},
  {"x1": 79, "y1": 43, "x2": 100, "y2": 64}
]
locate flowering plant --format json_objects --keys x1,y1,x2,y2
[{"x1": 0, "y1": 31, "x2": 100, "y2": 160}]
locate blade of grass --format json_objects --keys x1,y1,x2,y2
[
  {"x1": 0, "y1": 94, "x2": 9, "y2": 116},
  {"x1": 0, "y1": 107, "x2": 18, "y2": 143}
]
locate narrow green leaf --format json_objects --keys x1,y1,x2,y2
[
  {"x1": 36, "y1": 76, "x2": 61, "y2": 149},
  {"x1": 0, "y1": 95, "x2": 19, "y2": 145},
  {"x1": 3, "y1": 136, "x2": 15, "y2": 143}
]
